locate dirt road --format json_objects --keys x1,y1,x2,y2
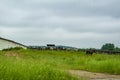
[{"x1": 69, "y1": 70, "x2": 120, "y2": 80}]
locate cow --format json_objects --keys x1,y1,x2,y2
[{"x1": 86, "y1": 49, "x2": 95, "y2": 55}]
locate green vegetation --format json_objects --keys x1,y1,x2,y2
[
  {"x1": 0, "y1": 50, "x2": 82, "y2": 80},
  {"x1": 0, "y1": 49, "x2": 120, "y2": 80},
  {"x1": 101, "y1": 43, "x2": 115, "y2": 50},
  {"x1": 2, "y1": 47, "x2": 24, "y2": 51},
  {"x1": 101, "y1": 43, "x2": 120, "y2": 51}
]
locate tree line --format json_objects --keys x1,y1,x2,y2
[{"x1": 101, "y1": 43, "x2": 120, "y2": 51}]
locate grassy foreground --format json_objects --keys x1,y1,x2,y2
[{"x1": 0, "y1": 49, "x2": 120, "y2": 80}]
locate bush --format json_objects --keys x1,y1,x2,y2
[{"x1": 2, "y1": 47, "x2": 24, "y2": 51}]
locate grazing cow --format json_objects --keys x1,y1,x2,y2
[{"x1": 86, "y1": 49, "x2": 95, "y2": 55}]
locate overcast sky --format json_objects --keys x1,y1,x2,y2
[{"x1": 0, "y1": 0, "x2": 120, "y2": 48}]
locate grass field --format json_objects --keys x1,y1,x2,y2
[{"x1": 0, "y1": 49, "x2": 120, "y2": 80}]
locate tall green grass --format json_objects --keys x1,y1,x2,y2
[
  {"x1": 0, "y1": 49, "x2": 120, "y2": 80},
  {"x1": 0, "y1": 56, "x2": 79, "y2": 80}
]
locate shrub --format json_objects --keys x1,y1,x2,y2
[{"x1": 2, "y1": 47, "x2": 24, "y2": 51}]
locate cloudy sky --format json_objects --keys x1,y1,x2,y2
[{"x1": 0, "y1": 0, "x2": 120, "y2": 48}]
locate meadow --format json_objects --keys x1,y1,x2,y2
[{"x1": 0, "y1": 49, "x2": 120, "y2": 80}]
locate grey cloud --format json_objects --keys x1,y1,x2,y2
[
  {"x1": 0, "y1": 0, "x2": 120, "y2": 48},
  {"x1": 1, "y1": 0, "x2": 120, "y2": 26},
  {"x1": 20, "y1": 0, "x2": 120, "y2": 17},
  {"x1": 1, "y1": 27, "x2": 119, "y2": 48}
]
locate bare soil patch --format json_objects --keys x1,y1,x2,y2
[
  {"x1": 4, "y1": 51, "x2": 20, "y2": 59},
  {"x1": 69, "y1": 70, "x2": 120, "y2": 80}
]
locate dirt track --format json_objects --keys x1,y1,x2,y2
[{"x1": 69, "y1": 70, "x2": 120, "y2": 80}]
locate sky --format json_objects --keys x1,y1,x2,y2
[{"x1": 0, "y1": 0, "x2": 120, "y2": 48}]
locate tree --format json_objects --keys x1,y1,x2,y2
[
  {"x1": 101, "y1": 43, "x2": 115, "y2": 50},
  {"x1": 115, "y1": 46, "x2": 120, "y2": 51}
]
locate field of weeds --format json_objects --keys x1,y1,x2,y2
[{"x1": 0, "y1": 49, "x2": 120, "y2": 80}]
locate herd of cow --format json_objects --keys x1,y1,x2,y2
[
  {"x1": 86, "y1": 49, "x2": 120, "y2": 55},
  {"x1": 28, "y1": 46, "x2": 120, "y2": 55}
]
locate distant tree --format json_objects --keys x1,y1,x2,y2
[
  {"x1": 101, "y1": 43, "x2": 115, "y2": 50},
  {"x1": 115, "y1": 46, "x2": 120, "y2": 51}
]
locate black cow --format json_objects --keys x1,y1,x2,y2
[{"x1": 86, "y1": 49, "x2": 95, "y2": 55}]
